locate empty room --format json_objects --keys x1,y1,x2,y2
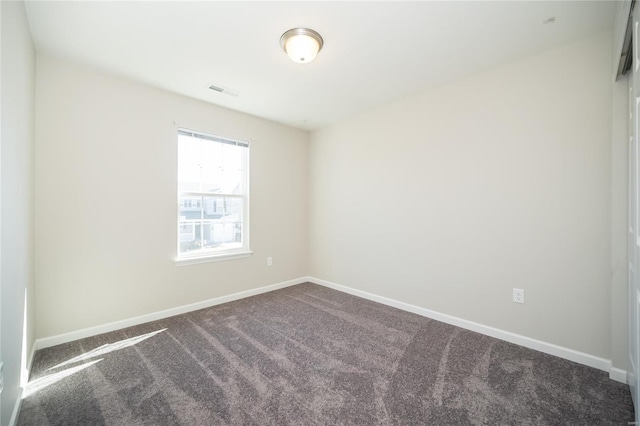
[{"x1": 2, "y1": 0, "x2": 639, "y2": 424}]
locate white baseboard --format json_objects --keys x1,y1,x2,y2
[
  {"x1": 307, "y1": 276, "x2": 628, "y2": 382},
  {"x1": 610, "y1": 367, "x2": 628, "y2": 383},
  {"x1": 32, "y1": 275, "x2": 629, "y2": 384},
  {"x1": 35, "y1": 277, "x2": 306, "y2": 350}
]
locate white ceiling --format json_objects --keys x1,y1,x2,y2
[{"x1": 24, "y1": 1, "x2": 615, "y2": 131}]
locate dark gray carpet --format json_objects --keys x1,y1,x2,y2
[{"x1": 18, "y1": 283, "x2": 634, "y2": 425}]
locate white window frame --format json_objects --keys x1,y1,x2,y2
[{"x1": 175, "y1": 128, "x2": 251, "y2": 265}]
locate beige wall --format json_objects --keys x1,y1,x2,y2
[
  {"x1": 1, "y1": 1, "x2": 36, "y2": 424},
  {"x1": 34, "y1": 28, "x2": 629, "y2": 373},
  {"x1": 310, "y1": 31, "x2": 616, "y2": 360},
  {"x1": 35, "y1": 56, "x2": 309, "y2": 338}
]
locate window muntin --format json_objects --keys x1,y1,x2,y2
[{"x1": 177, "y1": 129, "x2": 249, "y2": 259}]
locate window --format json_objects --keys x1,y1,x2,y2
[{"x1": 177, "y1": 128, "x2": 250, "y2": 261}]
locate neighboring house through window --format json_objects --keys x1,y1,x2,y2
[{"x1": 177, "y1": 128, "x2": 250, "y2": 262}]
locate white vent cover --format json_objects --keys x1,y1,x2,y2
[{"x1": 208, "y1": 84, "x2": 239, "y2": 97}]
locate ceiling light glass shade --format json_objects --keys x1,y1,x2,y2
[{"x1": 280, "y1": 28, "x2": 323, "y2": 64}]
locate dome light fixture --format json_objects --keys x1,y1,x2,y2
[{"x1": 280, "y1": 28, "x2": 324, "y2": 64}]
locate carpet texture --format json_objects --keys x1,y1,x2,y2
[{"x1": 18, "y1": 283, "x2": 634, "y2": 425}]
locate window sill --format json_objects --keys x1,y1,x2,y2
[{"x1": 174, "y1": 251, "x2": 253, "y2": 267}]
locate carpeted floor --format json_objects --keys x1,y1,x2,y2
[{"x1": 18, "y1": 283, "x2": 634, "y2": 425}]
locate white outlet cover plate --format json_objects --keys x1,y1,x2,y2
[{"x1": 513, "y1": 288, "x2": 525, "y2": 304}]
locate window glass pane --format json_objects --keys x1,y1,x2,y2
[
  {"x1": 179, "y1": 195, "x2": 202, "y2": 221},
  {"x1": 179, "y1": 221, "x2": 195, "y2": 243},
  {"x1": 211, "y1": 222, "x2": 243, "y2": 246},
  {"x1": 224, "y1": 197, "x2": 243, "y2": 220},
  {"x1": 201, "y1": 142, "x2": 223, "y2": 193},
  {"x1": 196, "y1": 220, "x2": 242, "y2": 248},
  {"x1": 180, "y1": 221, "x2": 202, "y2": 254},
  {"x1": 220, "y1": 169, "x2": 242, "y2": 194},
  {"x1": 178, "y1": 135, "x2": 202, "y2": 193},
  {"x1": 201, "y1": 165, "x2": 223, "y2": 194},
  {"x1": 198, "y1": 144, "x2": 244, "y2": 194},
  {"x1": 223, "y1": 144, "x2": 245, "y2": 194},
  {"x1": 202, "y1": 196, "x2": 225, "y2": 220},
  {"x1": 193, "y1": 196, "x2": 243, "y2": 221},
  {"x1": 222, "y1": 144, "x2": 243, "y2": 170}
]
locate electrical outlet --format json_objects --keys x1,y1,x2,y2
[
  {"x1": 267, "y1": 257, "x2": 273, "y2": 266},
  {"x1": 513, "y1": 288, "x2": 525, "y2": 304}
]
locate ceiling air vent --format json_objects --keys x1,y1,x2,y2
[{"x1": 208, "y1": 84, "x2": 239, "y2": 97}]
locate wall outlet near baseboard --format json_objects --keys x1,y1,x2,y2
[
  {"x1": 267, "y1": 257, "x2": 273, "y2": 266},
  {"x1": 513, "y1": 288, "x2": 525, "y2": 304}
]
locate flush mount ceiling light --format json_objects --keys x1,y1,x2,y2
[{"x1": 280, "y1": 28, "x2": 324, "y2": 64}]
